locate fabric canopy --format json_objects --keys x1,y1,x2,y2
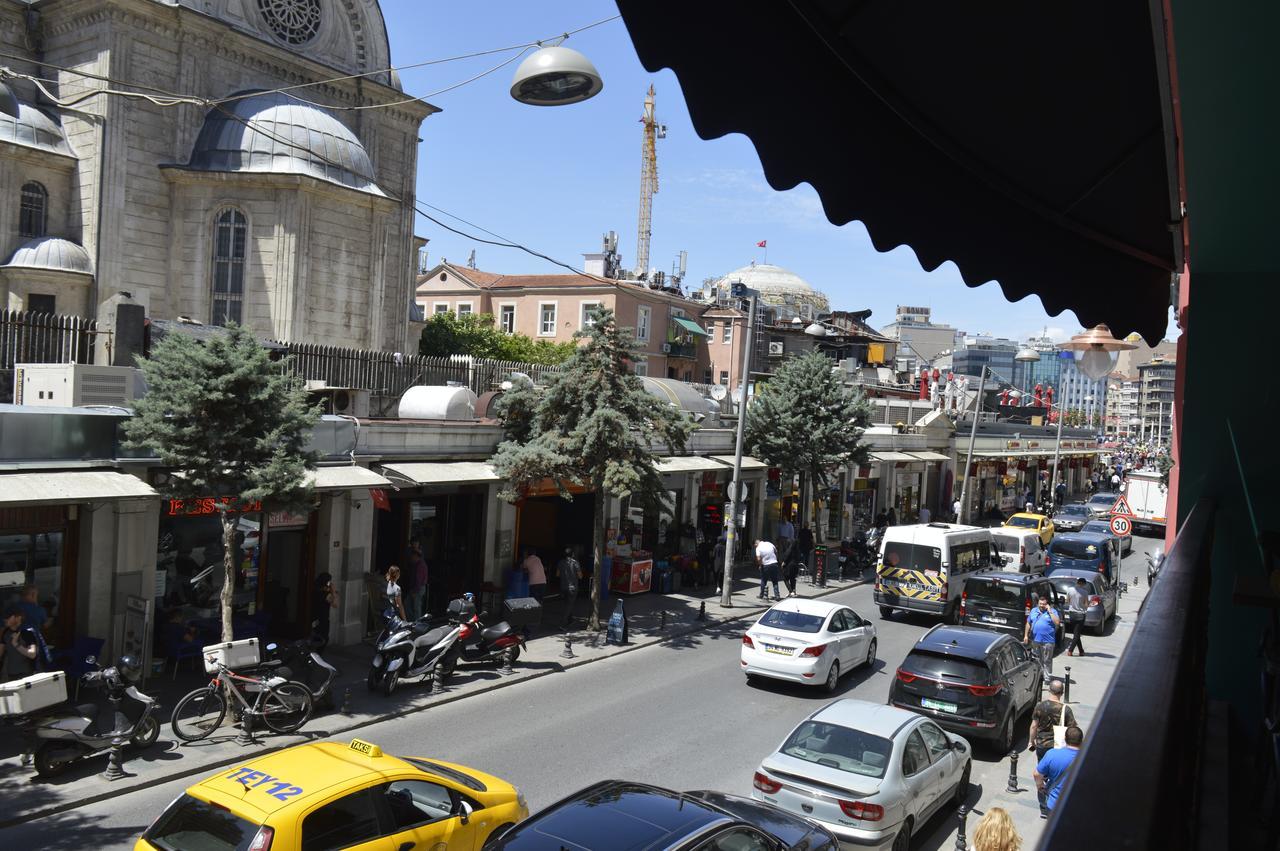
[
  {"x1": 869, "y1": 451, "x2": 916, "y2": 462},
  {"x1": 671, "y1": 317, "x2": 712, "y2": 338},
  {"x1": 306, "y1": 466, "x2": 391, "y2": 490},
  {"x1": 617, "y1": 1, "x2": 1180, "y2": 344},
  {"x1": 379, "y1": 462, "x2": 499, "y2": 485},
  {"x1": 655, "y1": 456, "x2": 727, "y2": 474},
  {"x1": 0, "y1": 471, "x2": 157, "y2": 506}
]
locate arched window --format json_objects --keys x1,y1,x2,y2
[
  {"x1": 19, "y1": 182, "x2": 47, "y2": 238},
  {"x1": 211, "y1": 208, "x2": 248, "y2": 326}
]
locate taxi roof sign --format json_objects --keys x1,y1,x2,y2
[
  {"x1": 1110, "y1": 495, "x2": 1135, "y2": 517},
  {"x1": 349, "y1": 739, "x2": 382, "y2": 757}
]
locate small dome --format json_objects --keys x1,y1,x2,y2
[
  {"x1": 715, "y1": 263, "x2": 830, "y2": 312},
  {"x1": 0, "y1": 100, "x2": 74, "y2": 157},
  {"x1": 188, "y1": 91, "x2": 384, "y2": 195},
  {"x1": 3, "y1": 237, "x2": 94, "y2": 275}
]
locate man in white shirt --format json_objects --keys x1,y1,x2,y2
[{"x1": 755, "y1": 538, "x2": 782, "y2": 601}]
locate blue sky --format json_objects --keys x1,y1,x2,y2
[{"x1": 382, "y1": 1, "x2": 1153, "y2": 342}]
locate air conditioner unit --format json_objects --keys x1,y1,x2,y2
[
  {"x1": 14, "y1": 364, "x2": 145, "y2": 407},
  {"x1": 768, "y1": 342, "x2": 785, "y2": 357},
  {"x1": 661, "y1": 342, "x2": 672, "y2": 353},
  {"x1": 306, "y1": 386, "x2": 371, "y2": 418}
]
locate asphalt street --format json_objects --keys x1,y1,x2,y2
[{"x1": 1, "y1": 533, "x2": 1164, "y2": 850}]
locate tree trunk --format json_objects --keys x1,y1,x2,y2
[
  {"x1": 220, "y1": 510, "x2": 236, "y2": 643},
  {"x1": 811, "y1": 468, "x2": 824, "y2": 544},
  {"x1": 796, "y1": 470, "x2": 808, "y2": 531},
  {"x1": 589, "y1": 484, "x2": 608, "y2": 632}
]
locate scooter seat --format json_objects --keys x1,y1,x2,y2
[{"x1": 480, "y1": 622, "x2": 513, "y2": 643}]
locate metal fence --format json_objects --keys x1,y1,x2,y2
[{"x1": 0, "y1": 309, "x2": 98, "y2": 403}]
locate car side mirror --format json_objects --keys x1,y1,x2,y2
[{"x1": 458, "y1": 800, "x2": 473, "y2": 824}]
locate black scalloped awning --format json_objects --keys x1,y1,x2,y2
[{"x1": 617, "y1": 1, "x2": 1181, "y2": 345}]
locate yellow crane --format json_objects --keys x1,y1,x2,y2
[{"x1": 634, "y1": 84, "x2": 666, "y2": 280}]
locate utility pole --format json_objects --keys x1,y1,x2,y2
[
  {"x1": 1050, "y1": 391, "x2": 1066, "y2": 497},
  {"x1": 721, "y1": 293, "x2": 758, "y2": 607},
  {"x1": 955, "y1": 366, "x2": 988, "y2": 525}
]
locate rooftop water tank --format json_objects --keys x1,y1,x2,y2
[{"x1": 398, "y1": 385, "x2": 477, "y2": 420}]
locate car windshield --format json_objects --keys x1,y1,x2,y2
[
  {"x1": 779, "y1": 720, "x2": 894, "y2": 779},
  {"x1": 1058, "y1": 505, "x2": 1091, "y2": 517},
  {"x1": 1089, "y1": 494, "x2": 1116, "y2": 506},
  {"x1": 758, "y1": 609, "x2": 825, "y2": 633},
  {"x1": 881, "y1": 542, "x2": 942, "y2": 572},
  {"x1": 1081, "y1": 522, "x2": 1112, "y2": 535},
  {"x1": 144, "y1": 794, "x2": 263, "y2": 851},
  {"x1": 1005, "y1": 516, "x2": 1039, "y2": 529},
  {"x1": 1051, "y1": 539, "x2": 1102, "y2": 560},
  {"x1": 901, "y1": 649, "x2": 989, "y2": 683},
  {"x1": 964, "y1": 579, "x2": 1027, "y2": 608}
]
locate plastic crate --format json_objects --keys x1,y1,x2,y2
[
  {"x1": 203, "y1": 637, "x2": 261, "y2": 673},
  {"x1": 503, "y1": 597, "x2": 542, "y2": 629},
  {"x1": 0, "y1": 671, "x2": 68, "y2": 716}
]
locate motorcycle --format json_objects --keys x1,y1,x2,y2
[
  {"x1": 437, "y1": 594, "x2": 525, "y2": 675},
  {"x1": 247, "y1": 639, "x2": 339, "y2": 710},
  {"x1": 367, "y1": 612, "x2": 461, "y2": 697},
  {"x1": 1146, "y1": 549, "x2": 1165, "y2": 587},
  {"x1": 21, "y1": 655, "x2": 160, "y2": 778}
]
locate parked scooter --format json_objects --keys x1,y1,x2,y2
[
  {"x1": 367, "y1": 613, "x2": 461, "y2": 697},
  {"x1": 437, "y1": 594, "x2": 524, "y2": 675},
  {"x1": 248, "y1": 639, "x2": 339, "y2": 709},
  {"x1": 21, "y1": 655, "x2": 160, "y2": 778}
]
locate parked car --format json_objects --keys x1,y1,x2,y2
[
  {"x1": 1046, "y1": 569, "x2": 1117, "y2": 634},
  {"x1": 1002, "y1": 512, "x2": 1055, "y2": 546},
  {"x1": 489, "y1": 780, "x2": 840, "y2": 850},
  {"x1": 1047, "y1": 532, "x2": 1117, "y2": 580},
  {"x1": 874, "y1": 523, "x2": 999, "y2": 622},
  {"x1": 741, "y1": 599, "x2": 876, "y2": 692},
  {"x1": 957, "y1": 571, "x2": 1064, "y2": 645},
  {"x1": 1081, "y1": 518, "x2": 1132, "y2": 558},
  {"x1": 1086, "y1": 492, "x2": 1119, "y2": 519},
  {"x1": 1051, "y1": 503, "x2": 1093, "y2": 533},
  {"x1": 989, "y1": 529, "x2": 1047, "y2": 572},
  {"x1": 753, "y1": 699, "x2": 970, "y2": 851},
  {"x1": 887, "y1": 625, "x2": 1044, "y2": 752}
]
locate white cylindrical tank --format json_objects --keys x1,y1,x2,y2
[{"x1": 398, "y1": 385, "x2": 477, "y2": 420}]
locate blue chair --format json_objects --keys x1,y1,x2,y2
[{"x1": 52, "y1": 636, "x2": 105, "y2": 699}]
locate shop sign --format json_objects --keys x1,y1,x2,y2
[
  {"x1": 1006, "y1": 440, "x2": 1022, "y2": 449},
  {"x1": 166, "y1": 497, "x2": 262, "y2": 517},
  {"x1": 1027, "y1": 441, "x2": 1041, "y2": 449},
  {"x1": 268, "y1": 510, "x2": 309, "y2": 529}
]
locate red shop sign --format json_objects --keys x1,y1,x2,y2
[{"x1": 166, "y1": 497, "x2": 263, "y2": 517}]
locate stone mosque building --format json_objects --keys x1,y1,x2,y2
[
  {"x1": 0, "y1": 0, "x2": 433, "y2": 351},
  {"x1": 699, "y1": 262, "x2": 831, "y2": 318}
]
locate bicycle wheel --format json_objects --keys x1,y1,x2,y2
[
  {"x1": 259, "y1": 681, "x2": 313, "y2": 735},
  {"x1": 171, "y1": 686, "x2": 227, "y2": 742}
]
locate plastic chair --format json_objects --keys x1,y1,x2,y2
[{"x1": 52, "y1": 636, "x2": 105, "y2": 700}]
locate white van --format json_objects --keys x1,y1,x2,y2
[
  {"x1": 989, "y1": 528, "x2": 1048, "y2": 572},
  {"x1": 874, "y1": 523, "x2": 999, "y2": 621}
]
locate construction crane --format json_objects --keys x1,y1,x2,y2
[{"x1": 634, "y1": 84, "x2": 666, "y2": 280}]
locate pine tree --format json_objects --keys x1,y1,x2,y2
[
  {"x1": 490, "y1": 309, "x2": 692, "y2": 630},
  {"x1": 746, "y1": 351, "x2": 873, "y2": 539},
  {"x1": 124, "y1": 324, "x2": 319, "y2": 642}
]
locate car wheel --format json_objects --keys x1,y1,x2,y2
[
  {"x1": 863, "y1": 639, "x2": 877, "y2": 669},
  {"x1": 891, "y1": 819, "x2": 912, "y2": 851},
  {"x1": 952, "y1": 761, "x2": 972, "y2": 806},
  {"x1": 823, "y1": 660, "x2": 840, "y2": 693},
  {"x1": 996, "y1": 712, "x2": 1014, "y2": 753},
  {"x1": 879, "y1": 605, "x2": 894, "y2": 620}
]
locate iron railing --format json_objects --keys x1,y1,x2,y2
[{"x1": 0, "y1": 309, "x2": 98, "y2": 403}]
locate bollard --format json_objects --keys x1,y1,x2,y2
[
  {"x1": 234, "y1": 710, "x2": 257, "y2": 747},
  {"x1": 697, "y1": 601, "x2": 706, "y2": 621},
  {"x1": 1006, "y1": 749, "x2": 1019, "y2": 792},
  {"x1": 101, "y1": 735, "x2": 127, "y2": 781},
  {"x1": 341, "y1": 687, "x2": 352, "y2": 716},
  {"x1": 432, "y1": 666, "x2": 445, "y2": 694},
  {"x1": 1064, "y1": 666, "x2": 1072, "y2": 703},
  {"x1": 954, "y1": 805, "x2": 968, "y2": 851},
  {"x1": 660, "y1": 610, "x2": 668, "y2": 631},
  {"x1": 501, "y1": 645, "x2": 516, "y2": 675},
  {"x1": 561, "y1": 635, "x2": 575, "y2": 659}
]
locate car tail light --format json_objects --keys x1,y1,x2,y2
[
  {"x1": 800, "y1": 643, "x2": 827, "y2": 657},
  {"x1": 967, "y1": 683, "x2": 1003, "y2": 697},
  {"x1": 1019, "y1": 545, "x2": 1026, "y2": 563},
  {"x1": 895, "y1": 667, "x2": 918, "y2": 684},
  {"x1": 1089, "y1": 595, "x2": 1102, "y2": 607},
  {"x1": 838, "y1": 800, "x2": 884, "y2": 821},
  {"x1": 742, "y1": 634, "x2": 755, "y2": 648},
  {"x1": 247, "y1": 827, "x2": 274, "y2": 851},
  {"x1": 959, "y1": 590, "x2": 966, "y2": 620},
  {"x1": 753, "y1": 771, "x2": 782, "y2": 794}
]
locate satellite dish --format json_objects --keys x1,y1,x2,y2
[{"x1": 709, "y1": 384, "x2": 728, "y2": 401}]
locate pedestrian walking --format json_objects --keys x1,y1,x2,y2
[
  {"x1": 556, "y1": 547, "x2": 581, "y2": 627},
  {"x1": 405, "y1": 539, "x2": 429, "y2": 617},
  {"x1": 0, "y1": 605, "x2": 38, "y2": 682},
  {"x1": 755, "y1": 538, "x2": 782, "y2": 601},
  {"x1": 885, "y1": 508, "x2": 897, "y2": 527},
  {"x1": 1023, "y1": 487, "x2": 1034, "y2": 511},
  {"x1": 1054, "y1": 480, "x2": 1066, "y2": 508},
  {"x1": 1023, "y1": 593, "x2": 1061, "y2": 682},
  {"x1": 874, "y1": 509, "x2": 888, "y2": 531},
  {"x1": 971, "y1": 806, "x2": 1021, "y2": 851},
  {"x1": 523, "y1": 549, "x2": 547, "y2": 603},
  {"x1": 384, "y1": 566, "x2": 406, "y2": 622},
  {"x1": 780, "y1": 537, "x2": 801, "y2": 597},
  {"x1": 1065, "y1": 577, "x2": 1089, "y2": 656},
  {"x1": 1034, "y1": 725, "x2": 1084, "y2": 817},
  {"x1": 951, "y1": 497, "x2": 961, "y2": 521},
  {"x1": 918, "y1": 505, "x2": 932, "y2": 524},
  {"x1": 1110, "y1": 471, "x2": 1120, "y2": 490},
  {"x1": 713, "y1": 533, "x2": 727, "y2": 594},
  {"x1": 797, "y1": 525, "x2": 814, "y2": 567},
  {"x1": 1027, "y1": 680, "x2": 1076, "y2": 817},
  {"x1": 311, "y1": 573, "x2": 338, "y2": 651},
  {"x1": 777, "y1": 514, "x2": 796, "y2": 547}
]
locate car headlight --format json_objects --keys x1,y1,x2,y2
[{"x1": 515, "y1": 787, "x2": 527, "y2": 811}]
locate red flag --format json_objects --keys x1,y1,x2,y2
[
  {"x1": 369, "y1": 488, "x2": 391, "y2": 512},
  {"x1": 756, "y1": 240, "x2": 767, "y2": 248}
]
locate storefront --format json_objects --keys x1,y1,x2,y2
[{"x1": 0, "y1": 505, "x2": 78, "y2": 648}]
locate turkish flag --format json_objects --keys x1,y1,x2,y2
[
  {"x1": 756, "y1": 240, "x2": 767, "y2": 247},
  {"x1": 369, "y1": 488, "x2": 391, "y2": 511}
]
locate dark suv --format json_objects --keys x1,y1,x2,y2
[
  {"x1": 888, "y1": 625, "x2": 1043, "y2": 752},
  {"x1": 958, "y1": 571, "x2": 1065, "y2": 646}
]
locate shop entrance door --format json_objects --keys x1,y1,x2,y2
[{"x1": 261, "y1": 526, "x2": 311, "y2": 638}]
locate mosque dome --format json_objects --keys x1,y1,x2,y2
[
  {"x1": 187, "y1": 91, "x2": 384, "y2": 195},
  {"x1": 0, "y1": 100, "x2": 74, "y2": 157},
  {"x1": 714, "y1": 263, "x2": 830, "y2": 312},
  {"x1": 3, "y1": 237, "x2": 94, "y2": 275}
]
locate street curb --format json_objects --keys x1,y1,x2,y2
[{"x1": 4, "y1": 577, "x2": 867, "y2": 828}]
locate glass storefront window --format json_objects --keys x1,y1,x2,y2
[
  {"x1": 156, "y1": 513, "x2": 262, "y2": 614},
  {"x1": 0, "y1": 529, "x2": 64, "y2": 633}
]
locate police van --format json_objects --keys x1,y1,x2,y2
[{"x1": 874, "y1": 523, "x2": 999, "y2": 621}]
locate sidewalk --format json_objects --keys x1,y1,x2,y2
[{"x1": 0, "y1": 562, "x2": 869, "y2": 828}]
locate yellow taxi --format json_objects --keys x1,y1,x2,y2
[
  {"x1": 1003, "y1": 512, "x2": 1055, "y2": 547},
  {"x1": 135, "y1": 739, "x2": 527, "y2": 851}
]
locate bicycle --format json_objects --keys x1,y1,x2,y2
[{"x1": 170, "y1": 662, "x2": 313, "y2": 743}]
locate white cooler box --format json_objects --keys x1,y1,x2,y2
[
  {"x1": 0, "y1": 671, "x2": 68, "y2": 716},
  {"x1": 203, "y1": 637, "x2": 261, "y2": 673}
]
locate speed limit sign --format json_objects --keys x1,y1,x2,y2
[{"x1": 1109, "y1": 515, "x2": 1132, "y2": 537}]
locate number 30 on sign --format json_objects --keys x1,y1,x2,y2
[{"x1": 1109, "y1": 515, "x2": 1132, "y2": 537}]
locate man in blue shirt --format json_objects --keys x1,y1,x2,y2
[
  {"x1": 1023, "y1": 592, "x2": 1061, "y2": 682},
  {"x1": 1034, "y1": 725, "x2": 1083, "y2": 817}
]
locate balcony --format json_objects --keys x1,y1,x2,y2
[{"x1": 664, "y1": 340, "x2": 697, "y2": 359}]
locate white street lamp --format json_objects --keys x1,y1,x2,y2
[
  {"x1": 510, "y1": 45, "x2": 604, "y2": 106},
  {"x1": 1014, "y1": 345, "x2": 1040, "y2": 394}
]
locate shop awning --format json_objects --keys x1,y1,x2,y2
[
  {"x1": 710, "y1": 455, "x2": 768, "y2": 470},
  {"x1": 307, "y1": 466, "x2": 392, "y2": 490},
  {"x1": 0, "y1": 471, "x2": 158, "y2": 506},
  {"x1": 907, "y1": 451, "x2": 952, "y2": 462},
  {"x1": 671, "y1": 317, "x2": 712, "y2": 338},
  {"x1": 655, "y1": 456, "x2": 726, "y2": 474},
  {"x1": 379, "y1": 462, "x2": 500, "y2": 486},
  {"x1": 869, "y1": 451, "x2": 917, "y2": 462}
]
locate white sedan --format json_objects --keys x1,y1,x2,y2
[{"x1": 741, "y1": 599, "x2": 876, "y2": 691}]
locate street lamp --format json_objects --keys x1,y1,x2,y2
[
  {"x1": 510, "y1": 45, "x2": 604, "y2": 106},
  {"x1": 1014, "y1": 346, "x2": 1040, "y2": 395},
  {"x1": 721, "y1": 292, "x2": 759, "y2": 607},
  {"x1": 1054, "y1": 325, "x2": 1135, "y2": 494}
]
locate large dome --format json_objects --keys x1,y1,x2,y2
[
  {"x1": 3, "y1": 237, "x2": 93, "y2": 276},
  {"x1": 187, "y1": 91, "x2": 384, "y2": 195},
  {"x1": 714, "y1": 263, "x2": 829, "y2": 312},
  {"x1": 0, "y1": 100, "x2": 74, "y2": 158}
]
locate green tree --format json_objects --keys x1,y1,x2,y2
[
  {"x1": 490, "y1": 309, "x2": 692, "y2": 630},
  {"x1": 124, "y1": 324, "x2": 319, "y2": 642},
  {"x1": 746, "y1": 351, "x2": 873, "y2": 539},
  {"x1": 418, "y1": 312, "x2": 576, "y2": 365}
]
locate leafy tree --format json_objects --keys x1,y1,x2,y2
[
  {"x1": 124, "y1": 324, "x2": 319, "y2": 642},
  {"x1": 418, "y1": 312, "x2": 576, "y2": 365},
  {"x1": 490, "y1": 309, "x2": 692, "y2": 630},
  {"x1": 746, "y1": 351, "x2": 873, "y2": 539}
]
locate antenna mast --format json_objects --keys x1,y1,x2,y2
[{"x1": 634, "y1": 85, "x2": 665, "y2": 280}]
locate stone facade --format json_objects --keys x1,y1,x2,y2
[{"x1": 0, "y1": 0, "x2": 433, "y2": 350}]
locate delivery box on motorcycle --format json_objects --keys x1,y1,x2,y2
[
  {"x1": 503, "y1": 596, "x2": 542, "y2": 629},
  {"x1": 202, "y1": 637, "x2": 260, "y2": 673},
  {"x1": 447, "y1": 597, "x2": 477, "y2": 621},
  {"x1": 0, "y1": 670, "x2": 67, "y2": 716}
]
